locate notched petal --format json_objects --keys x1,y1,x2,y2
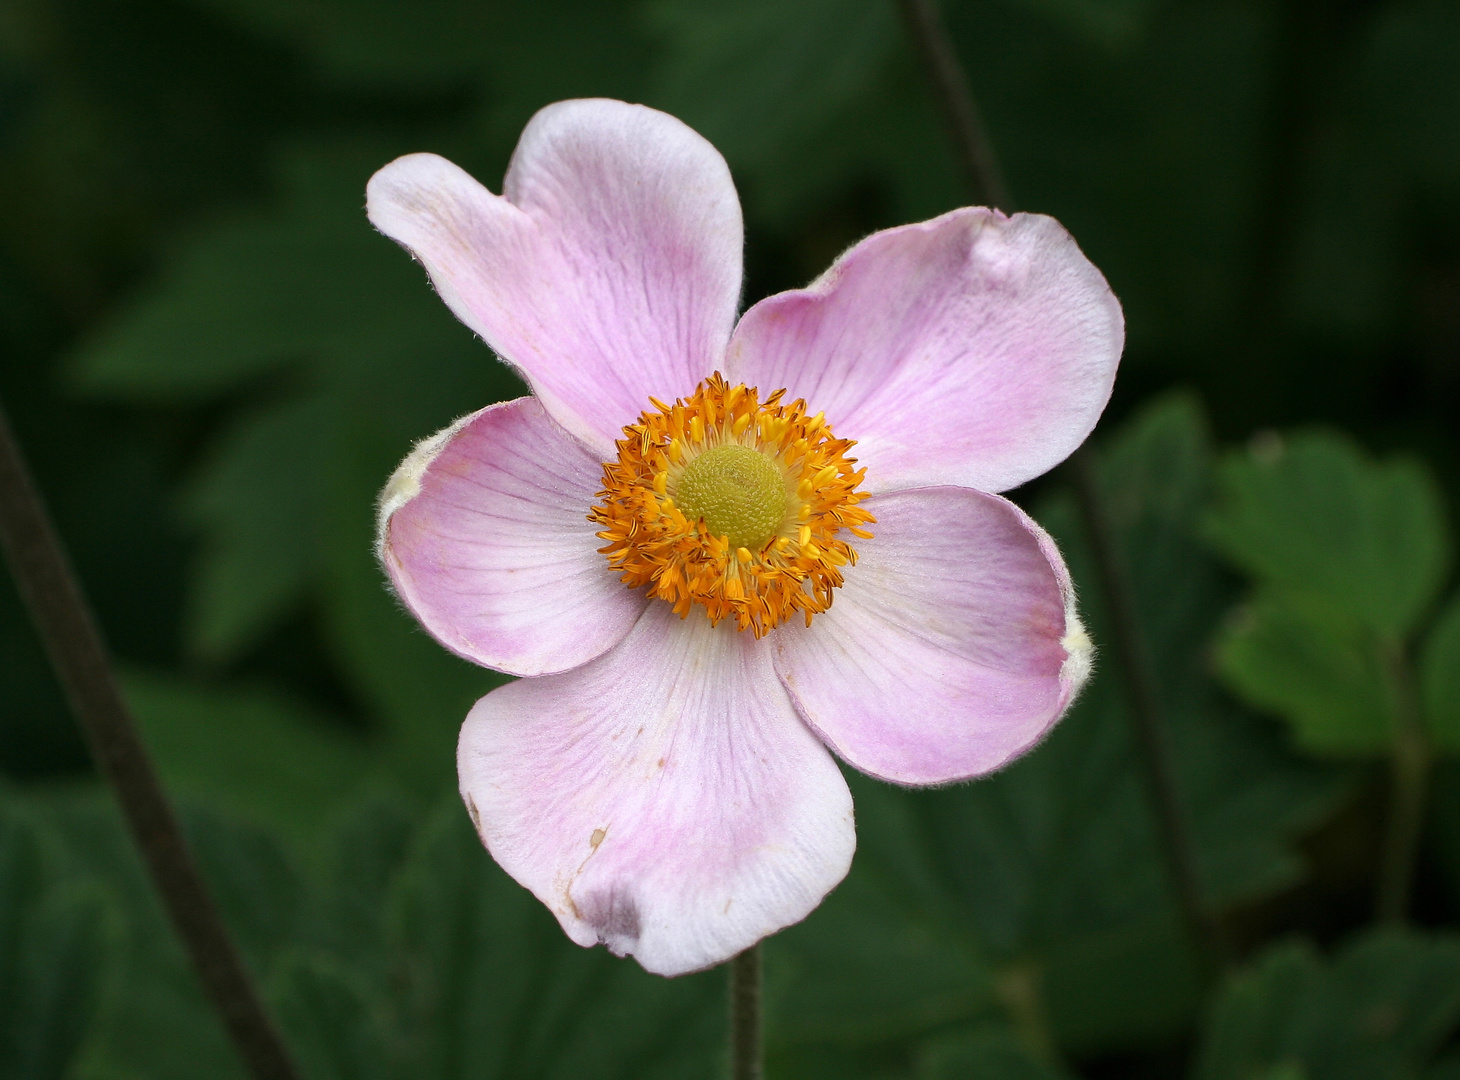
[
  {"x1": 367, "y1": 100, "x2": 744, "y2": 454},
  {"x1": 728, "y1": 208, "x2": 1124, "y2": 494},
  {"x1": 458, "y1": 603, "x2": 855, "y2": 976}
]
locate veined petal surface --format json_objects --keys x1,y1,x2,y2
[
  {"x1": 457, "y1": 603, "x2": 855, "y2": 977},
  {"x1": 367, "y1": 99, "x2": 743, "y2": 456},
  {"x1": 380, "y1": 396, "x2": 645, "y2": 677},
  {"x1": 773, "y1": 486, "x2": 1091, "y2": 785},
  {"x1": 726, "y1": 208, "x2": 1123, "y2": 494}
]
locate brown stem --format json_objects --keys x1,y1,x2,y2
[
  {"x1": 892, "y1": 0, "x2": 1227, "y2": 972},
  {"x1": 894, "y1": 0, "x2": 1010, "y2": 211},
  {"x1": 729, "y1": 945, "x2": 763, "y2": 1080},
  {"x1": 0, "y1": 400, "x2": 301, "y2": 1080},
  {"x1": 1069, "y1": 448, "x2": 1230, "y2": 969}
]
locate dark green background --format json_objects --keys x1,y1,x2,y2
[{"x1": 2, "y1": 0, "x2": 1459, "y2": 1077}]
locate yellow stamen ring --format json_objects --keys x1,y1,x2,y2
[{"x1": 589, "y1": 373, "x2": 875, "y2": 636}]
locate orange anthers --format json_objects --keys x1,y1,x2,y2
[{"x1": 589, "y1": 372, "x2": 875, "y2": 636}]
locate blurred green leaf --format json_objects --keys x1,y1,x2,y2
[
  {"x1": 1361, "y1": 0, "x2": 1460, "y2": 185},
  {"x1": 1205, "y1": 431, "x2": 1455, "y2": 758},
  {"x1": 1204, "y1": 431, "x2": 1449, "y2": 639},
  {"x1": 1215, "y1": 595, "x2": 1393, "y2": 756},
  {"x1": 121, "y1": 669, "x2": 373, "y2": 842},
  {"x1": 1059, "y1": 396, "x2": 1344, "y2": 929},
  {"x1": 1193, "y1": 930, "x2": 1460, "y2": 1080},
  {"x1": 765, "y1": 776, "x2": 1001, "y2": 1049},
  {"x1": 180, "y1": 395, "x2": 326, "y2": 663},
  {"x1": 277, "y1": 802, "x2": 731, "y2": 1079},
  {"x1": 188, "y1": 0, "x2": 649, "y2": 103},
  {"x1": 1422, "y1": 594, "x2": 1460, "y2": 754},
  {"x1": 648, "y1": 0, "x2": 945, "y2": 230},
  {"x1": 915, "y1": 1024, "x2": 1076, "y2": 1080},
  {"x1": 0, "y1": 806, "x2": 108, "y2": 1080},
  {"x1": 271, "y1": 956, "x2": 395, "y2": 1080},
  {"x1": 35, "y1": 788, "x2": 292, "y2": 1080},
  {"x1": 386, "y1": 807, "x2": 725, "y2": 1079},
  {"x1": 69, "y1": 144, "x2": 488, "y2": 404}
]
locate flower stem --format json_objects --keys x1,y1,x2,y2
[
  {"x1": 893, "y1": 0, "x2": 1010, "y2": 211},
  {"x1": 729, "y1": 945, "x2": 763, "y2": 1080},
  {"x1": 1376, "y1": 640, "x2": 1430, "y2": 926},
  {"x1": 0, "y1": 400, "x2": 301, "y2": 1080},
  {"x1": 891, "y1": 0, "x2": 1229, "y2": 974},
  {"x1": 1069, "y1": 449, "x2": 1230, "y2": 969}
]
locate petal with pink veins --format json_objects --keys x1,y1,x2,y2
[
  {"x1": 367, "y1": 99, "x2": 743, "y2": 457},
  {"x1": 457, "y1": 602, "x2": 855, "y2": 977},
  {"x1": 773, "y1": 486, "x2": 1092, "y2": 786},
  {"x1": 726, "y1": 208, "x2": 1123, "y2": 494},
  {"x1": 379, "y1": 396, "x2": 645, "y2": 677}
]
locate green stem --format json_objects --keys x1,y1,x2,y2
[
  {"x1": 729, "y1": 945, "x2": 763, "y2": 1080},
  {"x1": 1376, "y1": 641, "x2": 1431, "y2": 926},
  {"x1": 0, "y1": 400, "x2": 301, "y2": 1080}
]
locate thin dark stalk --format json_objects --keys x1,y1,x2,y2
[
  {"x1": 891, "y1": 0, "x2": 1227, "y2": 969},
  {"x1": 729, "y1": 945, "x2": 763, "y2": 1080},
  {"x1": 894, "y1": 0, "x2": 1010, "y2": 211},
  {"x1": 1069, "y1": 449, "x2": 1230, "y2": 969},
  {"x1": 0, "y1": 400, "x2": 301, "y2": 1080},
  {"x1": 1376, "y1": 641, "x2": 1430, "y2": 926}
]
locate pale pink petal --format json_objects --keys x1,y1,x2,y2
[
  {"x1": 726, "y1": 208, "x2": 1123, "y2": 494},
  {"x1": 378, "y1": 396, "x2": 644, "y2": 677},
  {"x1": 773, "y1": 486, "x2": 1092, "y2": 786},
  {"x1": 366, "y1": 100, "x2": 743, "y2": 457},
  {"x1": 457, "y1": 603, "x2": 855, "y2": 976}
]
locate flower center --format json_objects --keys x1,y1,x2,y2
[
  {"x1": 589, "y1": 373, "x2": 875, "y2": 636},
  {"x1": 673, "y1": 444, "x2": 789, "y2": 552}
]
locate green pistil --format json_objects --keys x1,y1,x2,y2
[{"x1": 674, "y1": 444, "x2": 789, "y2": 551}]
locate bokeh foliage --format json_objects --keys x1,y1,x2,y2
[{"x1": 1, "y1": 0, "x2": 1459, "y2": 1076}]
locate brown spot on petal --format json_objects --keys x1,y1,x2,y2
[
  {"x1": 578, "y1": 887, "x2": 642, "y2": 954},
  {"x1": 590, "y1": 828, "x2": 606, "y2": 849}
]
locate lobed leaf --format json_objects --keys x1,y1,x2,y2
[
  {"x1": 1215, "y1": 595, "x2": 1393, "y2": 756},
  {"x1": 1204, "y1": 431, "x2": 1449, "y2": 640},
  {"x1": 1194, "y1": 930, "x2": 1460, "y2": 1080}
]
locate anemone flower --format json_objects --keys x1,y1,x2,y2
[{"x1": 368, "y1": 99, "x2": 1122, "y2": 977}]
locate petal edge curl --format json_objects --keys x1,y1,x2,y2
[{"x1": 380, "y1": 396, "x2": 645, "y2": 677}]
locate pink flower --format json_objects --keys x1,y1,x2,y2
[{"x1": 368, "y1": 99, "x2": 1121, "y2": 976}]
